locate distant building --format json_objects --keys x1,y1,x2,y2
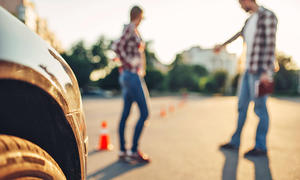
[
  {"x1": 0, "y1": 0, "x2": 63, "y2": 53},
  {"x1": 181, "y1": 46, "x2": 238, "y2": 77},
  {"x1": 181, "y1": 46, "x2": 240, "y2": 94},
  {"x1": 150, "y1": 58, "x2": 168, "y2": 73},
  {"x1": 36, "y1": 17, "x2": 63, "y2": 53}
]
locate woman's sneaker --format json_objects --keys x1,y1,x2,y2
[
  {"x1": 118, "y1": 151, "x2": 129, "y2": 162},
  {"x1": 129, "y1": 151, "x2": 151, "y2": 164}
]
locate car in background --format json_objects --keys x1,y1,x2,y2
[{"x1": 0, "y1": 7, "x2": 87, "y2": 179}]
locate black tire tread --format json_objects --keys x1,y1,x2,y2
[
  {"x1": 0, "y1": 135, "x2": 55, "y2": 165},
  {"x1": 0, "y1": 135, "x2": 66, "y2": 180}
]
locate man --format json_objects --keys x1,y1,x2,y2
[{"x1": 214, "y1": 0, "x2": 278, "y2": 156}]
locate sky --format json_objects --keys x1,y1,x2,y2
[{"x1": 32, "y1": 0, "x2": 300, "y2": 66}]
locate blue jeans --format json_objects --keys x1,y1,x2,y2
[
  {"x1": 230, "y1": 71, "x2": 269, "y2": 151},
  {"x1": 119, "y1": 70, "x2": 149, "y2": 153}
]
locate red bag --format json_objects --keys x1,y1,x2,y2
[{"x1": 255, "y1": 80, "x2": 274, "y2": 98}]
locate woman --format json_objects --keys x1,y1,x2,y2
[{"x1": 112, "y1": 5, "x2": 150, "y2": 163}]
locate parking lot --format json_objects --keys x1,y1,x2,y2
[{"x1": 84, "y1": 96, "x2": 300, "y2": 180}]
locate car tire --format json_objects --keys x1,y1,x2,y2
[{"x1": 0, "y1": 135, "x2": 66, "y2": 180}]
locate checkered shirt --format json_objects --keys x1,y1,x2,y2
[
  {"x1": 242, "y1": 6, "x2": 278, "y2": 74},
  {"x1": 112, "y1": 23, "x2": 143, "y2": 73}
]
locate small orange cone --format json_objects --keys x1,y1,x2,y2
[
  {"x1": 169, "y1": 105, "x2": 175, "y2": 112},
  {"x1": 178, "y1": 101, "x2": 184, "y2": 108},
  {"x1": 179, "y1": 92, "x2": 188, "y2": 107},
  {"x1": 98, "y1": 121, "x2": 113, "y2": 151},
  {"x1": 182, "y1": 92, "x2": 188, "y2": 100},
  {"x1": 160, "y1": 107, "x2": 167, "y2": 118}
]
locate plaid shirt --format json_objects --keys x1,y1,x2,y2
[
  {"x1": 242, "y1": 6, "x2": 278, "y2": 74},
  {"x1": 112, "y1": 23, "x2": 143, "y2": 73}
]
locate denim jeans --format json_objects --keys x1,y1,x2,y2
[
  {"x1": 119, "y1": 70, "x2": 149, "y2": 153},
  {"x1": 230, "y1": 71, "x2": 269, "y2": 151}
]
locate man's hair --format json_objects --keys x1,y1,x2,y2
[{"x1": 130, "y1": 6, "x2": 143, "y2": 21}]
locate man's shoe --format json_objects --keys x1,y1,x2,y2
[
  {"x1": 129, "y1": 151, "x2": 151, "y2": 164},
  {"x1": 244, "y1": 148, "x2": 267, "y2": 157},
  {"x1": 220, "y1": 143, "x2": 239, "y2": 150}
]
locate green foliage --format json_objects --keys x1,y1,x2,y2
[
  {"x1": 98, "y1": 67, "x2": 120, "y2": 90},
  {"x1": 143, "y1": 41, "x2": 167, "y2": 91},
  {"x1": 193, "y1": 65, "x2": 208, "y2": 77},
  {"x1": 90, "y1": 36, "x2": 110, "y2": 69},
  {"x1": 145, "y1": 69, "x2": 165, "y2": 91},
  {"x1": 231, "y1": 73, "x2": 241, "y2": 95},
  {"x1": 168, "y1": 64, "x2": 201, "y2": 92},
  {"x1": 60, "y1": 34, "x2": 300, "y2": 96},
  {"x1": 170, "y1": 54, "x2": 184, "y2": 67},
  {"x1": 144, "y1": 41, "x2": 157, "y2": 69},
  {"x1": 198, "y1": 77, "x2": 209, "y2": 91},
  {"x1": 204, "y1": 70, "x2": 228, "y2": 94},
  {"x1": 274, "y1": 53, "x2": 298, "y2": 94},
  {"x1": 166, "y1": 52, "x2": 228, "y2": 94},
  {"x1": 61, "y1": 41, "x2": 93, "y2": 89},
  {"x1": 61, "y1": 37, "x2": 113, "y2": 90}
]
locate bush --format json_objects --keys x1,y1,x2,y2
[
  {"x1": 231, "y1": 73, "x2": 241, "y2": 95},
  {"x1": 274, "y1": 53, "x2": 299, "y2": 95},
  {"x1": 204, "y1": 70, "x2": 228, "y2": 94},
  {"x1": 167, "y1": 64, "x2": 200, "y2": 92},
  {"x1": 145, "y1": 69, "x2": 165, "y2": 91},
  {"x1": 98, "y1": 67, "x2": 120, "y2": 90},
  {"x1": 62, "y1": 41, "x2": 93, "y2": 89}
]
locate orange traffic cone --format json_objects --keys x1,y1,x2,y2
[
  {"x1": 182, "y1": 92, "x2": 188, "y2": 100},
  {"x1": 179, "y1": 92, "x2": 188, "y2": 107},
  {"x1": 98, "y1": 121, "x2": 113, "y2": 151},
  {"x1": 169, "y1": 105, "x2": 175, "y2": 112},
  {"x1": 160, "y1": 107, "x2": 167, "y2": 117},
  {"x1": 178, "y1": 101, "x2": 184, "y2": 108}
]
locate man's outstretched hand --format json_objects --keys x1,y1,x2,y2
[{"x1": 213, "y1": 44, "x2": 224, "y2": 54}]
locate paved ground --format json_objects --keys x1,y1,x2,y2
[{"x1": 83, "y1": 95, "x2": 300, "y2": 180}]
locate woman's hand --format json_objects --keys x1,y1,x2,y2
[
  {"x1": 138, "y1": 69, "x2": 146, "y2": 77},
  {"x1": 139, "y1": 42, "x2": 145, "y2": 53}
]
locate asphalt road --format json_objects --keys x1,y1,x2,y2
[{"x1": 83, "y1": 95, "x2": 300, "y2": 180}]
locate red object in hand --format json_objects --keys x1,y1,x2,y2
[{"x1": 255, "y1": 80, "x2": 274, "y2": 98}]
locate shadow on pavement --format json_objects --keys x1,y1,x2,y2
[
  {"x1": 88, "y1": 149, "x2": 103, "y2": 156},
  {"x1": 245, "y1": 155, "x2": 273, "y2": 180},
  {"x1": 221, "y1": 148, "x2": 273, "y2": 180},
  {"x1": 220, "y1": 149, "x2": 239, "y2": 180},
  {"x1": 87, "y1": 160, "x2": 146, "y2": 180}
]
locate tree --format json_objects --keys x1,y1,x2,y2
[
  {"x1": 170, "y1": 53, "x2": 184, "y2": 67},
  {"x1": 213, "y1": 70, "x2": 228, "y2": 93},
  {"x1": 204, "y1": 70, "x2": 228, "y2": 94},
  {"x1": 144, "y1": 41, "x2": 157, "y2": 69},
  {"x1": 274, "y1": 53, "x2": 298, "y2": 94},
  {"x1": 168, "y1": 64, "x2": 200, "y2": 92},
  {"x1": 166, "y1": 53, "x2": 211, "y2": 92},
  {"x1": 98, "y1": 67, "x2": 120, "y2": 90},
  {"x1": 145, "y1": 69, "x2": 165, "y2": 91},
  {"x1": 143, "y1": 41, "x2": 166, "y2": 91},
  {"x1": 61, "y1": 41, "x2": 93, "y2": 89},
  {"x1": 193, "y1": 65, "x2": 208, "y2": 77},
  {"x1": 90, "y1": 36, "x2": 110, "y2": 69},
  {"x1": 231, "y1": 73, "x2": 241, "y2": 95}
]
